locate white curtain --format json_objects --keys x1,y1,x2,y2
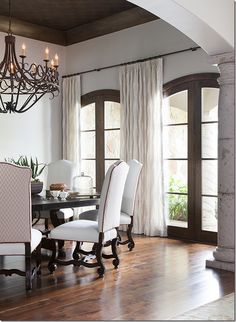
[
  {"x1": 119, "y1": 58, "x2": 167, "y2": 236},
  {"x1": 62, "y1": 75, "x2": 81, "y2": 169}
]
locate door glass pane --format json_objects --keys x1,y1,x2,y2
[
  {"x1": 166, "y1": 194, "x2": 188, "y2": 228},
  {"x1": 105, "y1": 130, "x2": 120, "y2": 158},
  {"x1": 81, "y1": 160, "x2": 96, "y2": 187},
  {"x1": 163, "y1": 90, "x2": 188, "y2": 124},
  {"x1": 163, "y1": 125, "x2": 187, "y2": 158},
  {"x1": 81, "y1": 103, "x2": 95, "y2": 131},
  {"x1": 164, "y1": 160, "x2": 188, "y2": 193},
  {"x1": 202, "y1": 196, "x2": 218, "y2": 232},
  {"x1": 202, "y1": 123, "x2": 218, "y2": 158},
  {"x1": 105, "y1": 101, "x2": 120, "y2": 129},
  {"x1": 202, "y1": 160, "x2": 218, "y2": 195},
  {"x1": 81, "y1": 131, "x2": 95, "y2": 158},
  {"x1": 202, "y1": 88, "x2": 219, "y2": 122}
]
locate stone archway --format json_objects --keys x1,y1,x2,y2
[
  {"x1": 128, "y1": 0, "x2": 235, "y2": 271},
  {"x1": 127, "y1": 0, "x2": 233, "y2": 55}
]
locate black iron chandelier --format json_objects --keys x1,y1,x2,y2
[{"x1": 0, "y1": 0, "x2": 59, "y2": 113}]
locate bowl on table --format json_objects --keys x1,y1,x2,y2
[
  {"x1": 50, "y1": 190, "x2": 60, "y2": 199},
  {"x1": 59, "y1": 191, "x2": 69, "y2": 200}
]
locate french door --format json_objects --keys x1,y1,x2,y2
[
  {"x1": 163, "y1": 73, "x2": 219, "y2": 244},
  {"x1": 81, "y1": 89, "x2": 120, "y2": 192}
]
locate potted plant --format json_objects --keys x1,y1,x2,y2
[{"x1": 5, "y1": 155, "x2": 46, "y2": 195}]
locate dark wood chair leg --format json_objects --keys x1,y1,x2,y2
[
  {"x1": 45, "y1": 218, "x2": 49, "y2": 230},
  {"x1": 117, "y1": 228, "x2": 122, "y2": 242},
  {"x1": 35, "y1": 243, "x2": 41, "y2": 276},
  {"x1": 73, "y1": 241, "x2": 82, "y2": 260},
  {"x1": 127, "y1": 221, "x2": 135, "y2": 251},
  {"x1": 50, "y1": 210, "x2": 66, "y2": 257},
  {"x1": 48, "y1": 240, "x2": 58, "y2": 273},
  {"x1": 118, "y1": 217, "x2": 135, "y2": 251},
  {"x1": 96, "y1": 234, "x2": 105, "y2": 277},
  {"x1": 111, "y1": 238, "x2": 119, "y2": 268},
  {"x1": 25, "y1": 243, "x2": 32, "y2": 290}
]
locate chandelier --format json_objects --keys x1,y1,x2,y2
[{"x1": 0, "y1": 0, "x2": 59, "y2": 113}]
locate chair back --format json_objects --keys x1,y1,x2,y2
[
  {"x1": 46, "y1": 159, "x2": 77, "y2": 190},
  {"x1": 0, "y1": 162, "x2": 32, "y2": 243},
  {"x1": 121, "y1": 159, "x2": 143, "y2": 216},
  {"x1": 98, "y1": 161, "x2": 129, "y2": 233}
]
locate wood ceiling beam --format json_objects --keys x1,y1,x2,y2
[
  {"x1": 66, "y1": 7, "x2": 159, "y2": 45},
  {"x1": 0, "y1": 15, "x2": 66, "y2": 45},
  {"x1": 0, "y1": 7, "x2": 158, "y2": 46}
]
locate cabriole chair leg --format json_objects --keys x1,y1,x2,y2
[
  {"x1": 35, "y1": 243, "x2": 41, "y2": 276},
  {"x1": 111, "y1": 238, "x2": 119, "y2": 268},
  {"x1": 48, "y1": 240, "x2": 58, "y2": 273},
  {"x1": 96, "y1": 242, "x2": 105, "y2": 278},
  {"x1": 127, "y1": 223, "x2": 135, "y2": 251}
]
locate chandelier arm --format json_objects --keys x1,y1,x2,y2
[
  {"x1": 18, "y1": 92, "x2": 45, "y2": 113},
  {"x1": 12, "y1": 79, "x2": 24, "y2": 111},
  {"x1": 0, "y1": 94, "x2": 7, "y2": 113},
  {"x1": 0, "y1": 79, "x2": 10, "y2": 93}
]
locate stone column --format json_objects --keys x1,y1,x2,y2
[{"x1": 206, "y1": 52, "x2": 235, "y2": 272}]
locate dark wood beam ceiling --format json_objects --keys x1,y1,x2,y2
[
  {"x1": 0, "y1": 0, "x2": 158, "y2": 46},
  {"x1": 66, "y1": 7, "x2": 159, "y2": 45},
  {"x1": 0, "y1": 15, "x2": 66, "y2": 45}
]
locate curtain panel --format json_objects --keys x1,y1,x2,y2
[
  {"x1": 119, "y1": 58, "x2": 167, "y2": 236},
  {"x1": 62, "y1": 75, "x2": 81, "y2": 170}
]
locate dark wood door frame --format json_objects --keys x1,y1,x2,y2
[{"x1": 163, "y1": 73, "x2": 220, "y2": 244}]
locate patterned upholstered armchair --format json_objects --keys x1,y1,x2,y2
[{"x1": 0, "y1": 162, "x2": 42, "y2": 290}]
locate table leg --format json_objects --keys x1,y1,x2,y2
[{"x1": 50, "y1": 210, "x2": 66, "y2": 258}]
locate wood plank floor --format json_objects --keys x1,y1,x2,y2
[{"x1": 0, "y1": 235, "x2": 234, "y2": 320}]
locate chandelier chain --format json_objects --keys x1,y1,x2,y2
[{"x1": 8, "y1": 0, "x2": 12, "y2": 34}]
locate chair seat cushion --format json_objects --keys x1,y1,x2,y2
[
  {"x1": 37, "y1": 208, "x2": 74, "y2": 220},
  {"x1": 0, "y1": 229, "x2": 42, "y2": 256},
  {"x1": 49, "y1": 220, "x2": 117, "y2": 244},
  {"x1": 120, "y1": 212, "x2": 131, "y2": 225}
]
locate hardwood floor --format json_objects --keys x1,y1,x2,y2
[{"x1": 0, "y1": 235, "x2": 234, "y2": 320}]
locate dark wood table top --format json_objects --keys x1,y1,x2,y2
[{"x1": 32, "y1": 193, "x2": 100, "y2": 211}]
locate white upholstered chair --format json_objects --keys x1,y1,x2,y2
[
  {"x1": 48, "y1": 160, "x2": 129, "y2": 277},
  {"x1": 35, "y1": 159, "x2": 77, "y2": 256},
  {"x1": 0, "y1": 162, "x2": 42, "y2": 290},
  {"x1": 36, "y1": 159, "x2": 77, "y2": 228},
  {"x1": 79, "y1": 159, "x2": 143, "y2": 251},
  {"x1": 118, "y1": 159, "x2": 143, "y2": 250},
  {"x1": 45, "y1": 159, "x2": 77, "y2": 221}
]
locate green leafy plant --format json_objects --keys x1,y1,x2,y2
[
  {"x1": 5, "y1": 155, "x2": 46, "y2": 182},
  {"x1": 168, "y1": 177, "x2": 188, "y2": 222}
]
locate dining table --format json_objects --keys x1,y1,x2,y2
[{"x1": 31, "y1": 191, "x2": 100, "y2": 256}]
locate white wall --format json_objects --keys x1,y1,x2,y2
[
  {"x1": 0, "y1": 32, "x2": 65, "y2": 181},
  {"x1": 65, "y1": 19, "x2": 218, "y2": 95}
]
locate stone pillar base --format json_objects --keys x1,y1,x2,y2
[
  {"x1": 206, "y1": 246, "x2": 234, "y2": 272},
  {"x1": 206, "y1": 259, "x2": 234, "y2": 272}
]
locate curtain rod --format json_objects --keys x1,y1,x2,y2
[{"x1": 62, "y1": 46, "x2": 201, "y2": 79}]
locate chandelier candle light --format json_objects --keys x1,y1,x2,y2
[{"x1": 0, "y1": 0, "x2": 59, "y2": 113}]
